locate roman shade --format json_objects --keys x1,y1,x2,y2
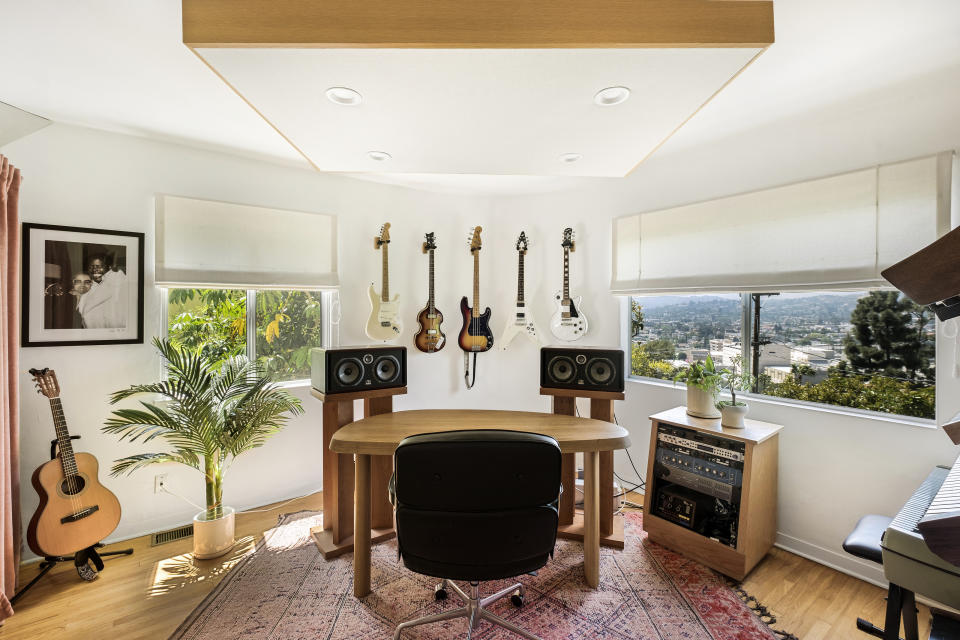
[
  {"x1": 611, "y1": 152, "x2": 953, "y2": 295},
  {"x1": 155, "y1": 195, "x2": 338, "y2": 289}
]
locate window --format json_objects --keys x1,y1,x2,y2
[
  {"x1": 167, "y1": 288, "x2": 324, "y2": 383},
  {"x1": 630, "y1": 291, "x2": 936, "y2": 420}
]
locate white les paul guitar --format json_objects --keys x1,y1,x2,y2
[
  {"x1": 365, "y1": 223, "x2": 402, "y2": 341},
  {"x1": 500, "y1": 231, "x2": 542, "y2": 350},
  {"x1": 549, "y1": 227, "x2": 589, "y2": 341}
]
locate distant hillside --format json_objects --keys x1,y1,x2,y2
[{"x1": 638, "y1": 293, "x2": 862, "y2": 325}]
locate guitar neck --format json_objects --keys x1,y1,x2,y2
[
  {"x1": 428, "y1": 249, "x2": 435, "y2": 313},
  {"x1": 49, "y1": 397, "x2": 78, "y2": 477},
  {"x1": 473, "y1": 251, "x2": 480, "y2": 311},
  {"x1": 381, "y1": 243, "x2": 390, "y2": 301},
  {"x1": 517, "y1": 252, "x2": 525, "y2": 305},
  {"x1": 562, "y1": 248, "x2": 570, "y2": 301}
]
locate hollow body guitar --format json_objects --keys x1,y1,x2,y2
[
  {"x1": 459, "y1": 226, "x2": 494, "y2": 355},
  {"x1": 366, "y1": 223, "x2": 402, "y2": 341},
  {"x1": 500, "y1": 231, "x2": 542, "y2": 350},
  {"x1": 414, "y1": 232, "x2": 446, "y2": 353},
  {"x1": 27, "y1": 368, "x2": 121, "y2": 558},
  {"x1": 550, "y1": 227, "x2": 589, "y2": 341}
]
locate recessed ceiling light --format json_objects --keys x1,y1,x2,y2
[
  {"x1": 326, "y1": 86, "x2": 363, "y2": 106},
  {"x1": 560, "y1": 153, "x2": 582, "y2": 163},
  {"x1": 594, "y1": 86, "x2": 631, "y2": 106},
  {"x1": 368, "y1": 151, "x2": 392, "y2": 161}
]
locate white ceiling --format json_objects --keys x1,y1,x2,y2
[
  {"x1": 196, "y1": 47, "x2": 761, "y2": 177},
  {"x1": 1, "y1": 1, "x2": 959, "y2": 194}
]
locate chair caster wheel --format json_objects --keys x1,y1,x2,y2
[
  {"x1": 434, "y1": 586, "x2": 448, "y2": 601},
  {"x1": 510, "y1": 592, "x2": 524, "y2": 607}
]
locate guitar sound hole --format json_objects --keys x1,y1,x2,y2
[{"x1": 61, "y1": 475, "x2": 85, "y2": 496}]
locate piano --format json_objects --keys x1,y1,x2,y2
[{"x1": 883, "y1": 459, "x2": 960, "y2": 614}]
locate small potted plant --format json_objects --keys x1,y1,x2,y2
[
  {"x1": 674, "y1": 355, "x2": 727, "y2": 419},
  {"x1": 103, "y1": 338, "x2": 303, "y2": 559},
  {"x1": 717, "y1": 357, "x2": 753, "y2": 429}
]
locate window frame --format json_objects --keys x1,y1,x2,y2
[
  {"x1": 619, "y1": 294, "x2": 937, "y2": 427},
  {"x1": 161, "y1": 287, "x2": 334, "y2": 388}
]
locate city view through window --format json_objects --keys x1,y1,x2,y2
[{"x1": 630, "y1": 291, "x2": 936, "y2": 419}]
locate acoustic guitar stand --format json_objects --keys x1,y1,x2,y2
[{"x1": 11, "y1": 437, "x2": 134, "y2": 605}]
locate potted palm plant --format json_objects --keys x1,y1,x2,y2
[
  {"x1": 717, "y1": 357, "x2": 754, "y2": 429},
  {"x1": 674, "y1": 355, "x2": 727, "y2": 419},
  {"x1": 103, "y1": 337, "x2": 303, "y2": 559}
]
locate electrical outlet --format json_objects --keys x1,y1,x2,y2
[{"x1": 154, "y1": 473, "x2": 168, "y2": 494}]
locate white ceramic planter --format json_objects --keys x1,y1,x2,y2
[
  {"x1": 193, "y1": 506, "x2": 236, "y2": 559},
  {"x1": 685, "y1": 385, "x2": 721, "y2": 419},
  {"x1": 720, "y1": 403, "x2": 749, "y2": 428}
]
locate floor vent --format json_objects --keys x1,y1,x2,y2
[{"x1": 151, "y1": 523, "x2": 194, "y2": 546}]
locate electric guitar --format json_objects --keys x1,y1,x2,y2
[
  {"x1": 499, "y1": 231, "x2": 542, "y2": 350},
  {"x1": 27, "y1": 368, "x2": 122, "y2": 558},
  {"x1": 549, "y1": 227, "x2": 589, "y2": 341},
  {"x1": 366, "y1": 223, "x2": 402, "y2": 341},
  {"x1": 458, "y1": 226, "x2": 494, "y2": 353},
  {"x1": 414, "y1": 232, "x2": 446, "y2": 353}
]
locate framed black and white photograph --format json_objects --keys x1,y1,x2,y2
[{"x1": 22, "y1": 223, "x2": 144, "y2": 347}]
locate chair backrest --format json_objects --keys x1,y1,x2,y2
[{"x1": 393, "y1": 430, "x2": 562, "y2": 582}]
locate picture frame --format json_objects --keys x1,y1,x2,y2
[{"x1": 21, "y1": 223, "x2": 145, "y2": 347}]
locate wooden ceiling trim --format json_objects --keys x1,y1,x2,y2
[{"x1": 183, "y1": 0, "x2": 774, "y2": 49}]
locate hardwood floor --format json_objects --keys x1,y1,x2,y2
[{"x1": 1, "y1": 491, "x2": 932, "y2": 639}]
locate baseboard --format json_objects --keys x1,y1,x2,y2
[
  {"x1": 774, "y1": 531, "x2": 886, "y2": 587},
  {"x1": 20, "y1": 484, "x2": 322, "y2": 565}
]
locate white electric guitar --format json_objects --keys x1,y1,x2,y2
[
  {"x1": 500, "y1": 231, "x2": 542, "y2": 350},
  {"x1": 549, "y1": 227, "x2": 588, "y2": 341},
  {"x1": 365, "y1": 223, "x2": 402, "y2": 341}
]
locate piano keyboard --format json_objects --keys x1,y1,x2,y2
[{"x1": 925, "y1": 458, "x2": 960, "y2": 518}]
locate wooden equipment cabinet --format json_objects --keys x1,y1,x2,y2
[
  {"x1": 310, "y1": 386, "x2": 406, "y2": 559},
  {"x1": 643, "y1": 407, "x2": 781, "y2": 581}
]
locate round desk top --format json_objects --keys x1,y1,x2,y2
[{"x1": 329, "y1": 409, "x2": 631, "y2": 456}]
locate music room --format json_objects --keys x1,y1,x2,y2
[{"x1": 0, "y1": 1, "x2": 958, "y2": 639}]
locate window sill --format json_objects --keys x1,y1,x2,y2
[
  {"x1": 274, "y1": 378, "x2": 311, "y2": 390},
  {"x1": 626, "y1": 375, "x2": 937, "y2": 430}
]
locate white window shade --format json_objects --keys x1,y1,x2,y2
[
  {"x1": 611, "y1": 153, "x2": 952, "y2": 295},
  {"x1": 156, "y1": 195, "x2": 338, "y2": 289}
]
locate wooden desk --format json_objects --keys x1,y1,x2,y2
[{"x1": 330, "y1": 409, "x2": 631, "y2": 597}]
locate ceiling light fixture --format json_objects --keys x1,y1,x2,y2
[
  {"x1": 325, "y1": 86, "x2": 363, "y2": 106},
  {"x1": 368, "y1": 151, "x2": 392, "y2": 161},
  {"x1": 594, "y1": 86, "x2": 631, "y2": 106},
  {"x1": 560, "y1": 153, "x2": 582, "y2": 163}
]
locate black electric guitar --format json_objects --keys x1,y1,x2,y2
[{"x1": 459, "y1": 227, "x2": 493, "y2": 387}]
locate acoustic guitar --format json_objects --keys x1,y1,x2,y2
[
  {"x1": 458, "y1": 226, "x2": 494, "y2": 353},
  {"x1": 366, "y1": 223, "x2": 403, "y2": 341},
  {"x1": 414, "y1": 232, "x2": 446, "y2": 353},
  {"x1": 549, "y1": 227, "x2": 589, "y2": 341},
  {"x1": 27, "y1": 368, "x2": 121, "y2": 558},
  {"x1": 499, "y1": 231, "x2": 542, "y2": 350}
]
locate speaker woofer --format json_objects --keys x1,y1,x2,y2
[
  {"x1": 586, "y1": 357, "x2": 615, "y2": 385},
  {"x1": 335, "y1": 358, "x2": 363, "y2": 386},
  {"x1": 548, "y1": 356, "x2": 576, "y2": 383},
  {"x1": 373, "y1": 355, "x2": 400, "y2": 382}
]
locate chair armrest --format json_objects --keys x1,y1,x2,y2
[{"x1": 389, "y1": 472, "x2": 397, "y2": 508}]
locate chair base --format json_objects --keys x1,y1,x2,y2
[{"x1": 394, "y1": 580, "x2": 538, "y2": 640}]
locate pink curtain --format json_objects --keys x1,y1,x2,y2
[{"x1": 0, "y1": 155, "x2": 22, "y2": 620}]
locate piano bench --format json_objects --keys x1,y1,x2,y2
[{"x1": 843, "y1": 515, "x2": 893, "y2": 565}]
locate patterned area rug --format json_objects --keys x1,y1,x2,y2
[{"x1": 171, "y1": 511, "x2": 779, "y2": 639}]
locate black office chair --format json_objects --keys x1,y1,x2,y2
[{"x1": 390, "y1": 430, "x2": 562, "y2": 640}]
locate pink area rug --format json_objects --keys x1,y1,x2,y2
[{"x1": 171, "y1": 511, "x2": 781, "y2": 640}]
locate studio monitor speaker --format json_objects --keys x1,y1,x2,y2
[
  {"x1": 311, "y1": 345, "x2": 407, "y2": 395},
  {"x1": 540, "y1": 346, "x2": 624, "y2": 393}
]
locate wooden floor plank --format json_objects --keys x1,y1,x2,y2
[{"x1": 0, "y1": 491, "x2": 934, "y2": 639}]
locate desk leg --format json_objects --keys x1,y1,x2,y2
[
  {"x1": 354, "y1": 454, "x2": 372, "y2": 598},
  {"x1": 583, "y1": 450, "x2": 600, "y2": 588}
]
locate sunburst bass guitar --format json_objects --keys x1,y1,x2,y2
[
  {"x1": 459, "y1": 227, "x2": 493, "y2": 388},
  {"x1": 414, "y1": 232, "x2": 446, "y2": 353},
  {"x1": 27, "y1": 368, "x2": 121, "y2": 558}
]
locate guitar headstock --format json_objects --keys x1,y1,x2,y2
[
  {"x1": 562, "y1": 227, "x2": 576, "y2": 252},
  {"x1": 422, "y1": 231, "x2": 437, "y2": 254},
  {"x1": 374, "y1": 222, "x2": 391, "y2": 249},
  {"x1": 30, "y1": 368, "x2": 60, "y2": 399},
  {"x1": 516, "y1": 231, "x2": 529, "y2": 254},
  {"x1": 469, "y1": 226, "x2": 483, "y2": 254}
]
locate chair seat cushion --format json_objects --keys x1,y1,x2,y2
[{"x1": 843, "y1": 514, "x2": 893, "y2": 564}]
